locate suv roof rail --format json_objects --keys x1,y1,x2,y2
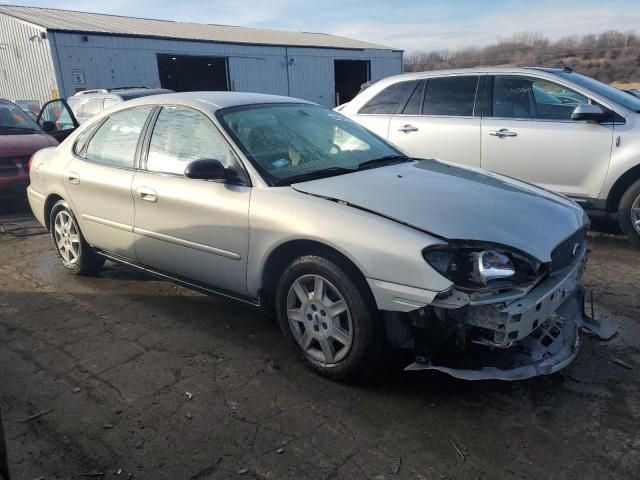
[
  {"x1": 74, "y1": 89, "x2": 109, "y2": 95},
  {"x1": 109, "y1": 86, "x2": 152, "y2": 91},
  {"x1": 73, "y1": 86, "x2": 152, "y2": 96}
]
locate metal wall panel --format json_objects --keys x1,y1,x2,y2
[
  {"x1": 50, "y1": 33, "x2": 403, "y2": 105},
  {"x1": 286, "y1": 47, "x2": 403, "y2": 107},
  {"x1": 0, "y1": 14, "x2": 58, "y2": 105},
  {"x1": 52, "y1": 33, "x2": 292, "y2": 99}
]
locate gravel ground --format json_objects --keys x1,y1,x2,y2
[{"x1": 0, "y1": 201, "x2": 638, "y2": 480}]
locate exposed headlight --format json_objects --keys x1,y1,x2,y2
[
  {"x1": 423, "y1": 244, "x2": 542, "y2": 291},
  {"x1": 472, "y1": 250, "x2": 514, "y2": 285}
]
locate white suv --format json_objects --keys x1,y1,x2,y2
[
  {"x1": 338, "y1": 67, "x2": 640, "y2": 246},
  {"x1": 66, "y1": 87, "x2": 172, "y2": 124}
]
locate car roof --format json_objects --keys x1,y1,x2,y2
[{"x1": 118, "y1": 91, "x2": 316, "y2": 110}]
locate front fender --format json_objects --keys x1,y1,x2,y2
[{"x1": 247, "y1": 187, "x2": 452, "y2": 304}]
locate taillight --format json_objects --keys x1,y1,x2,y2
[{"x1": 28, "y1": 154, "x2": 34, "y2": 170}]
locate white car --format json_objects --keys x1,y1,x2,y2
[{"x1": 338, "y1": 67, "x2": 640, "y2": 246}]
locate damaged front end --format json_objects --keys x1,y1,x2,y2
[{"x1": 393, "y1": 230, "x2": 615, "y2": 381}]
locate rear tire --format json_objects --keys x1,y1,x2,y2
[
  {"x1": 50, "y1": 200, "x2": 104, "y2": 275},
  {"x1": 275, "y1": 254, "x2": 381, "y2": 381},
  {"x1": 618, "y1": 178, "x2": 640, "y2": 248}
]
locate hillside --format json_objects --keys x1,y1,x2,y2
[{"x1": 404, "y1": 31, "x2": 640, "y2": 84}]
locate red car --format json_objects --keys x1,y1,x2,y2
[{"x1": 0, "y1": 99, "x2": 78, "y2": 199}]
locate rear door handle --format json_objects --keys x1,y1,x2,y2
[
  {"x1": 66, "y1": 171, "x2": 80, "y2": 185},
  {"x1": 137, "y1": 187, "x2": 158, "y2": 203},
  {"x1": 489, "y1": 128, "x2": 518, "y2": 138},
  {"x1": 398, "y1": 124, "x2": 419, "y2": 133}
]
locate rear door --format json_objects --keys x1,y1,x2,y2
[
  {"x1": 65, "y1": 105, "x2": 154, "y2": 258},
  {"x1": 480, "y1": 75, "x2": 613, "y2": 198},
  {"x1": 387, "y1": 75, "x2": 482, "y2": 167},
  {"x1": 132, "y1": 105, "x2": 251, "y2": 295},
  {"x1": 352, "y1": 80, "x2": 420, "y2": 140},
  {"x1": 36, "y1": 99, "x2": 79, "y2": 142}
]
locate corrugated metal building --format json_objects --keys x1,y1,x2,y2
[{"x1": 0, "y1": 5, "x2": 403, "y2": 108}]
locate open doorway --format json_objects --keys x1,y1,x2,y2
[
  {"x1": 157, "y1": 54, "x2": 229, "y2": 92},
  {"x1": 334, "y1": 60, "x2": 370, "y2": 106}
]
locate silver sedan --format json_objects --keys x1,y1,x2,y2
[{"x1": 27, "y1": 92, "x2": 612, "y2": 381}]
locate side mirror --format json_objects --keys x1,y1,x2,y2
[
  {"x1": 184, "y1": 159, "x2": 226, "y2": 180},
  {"x1": 571, "y1": 104, "x2": 609, "y2": 122},
  {"x1": 41, "y1": 120, "x2": 56, "y2": 132}
]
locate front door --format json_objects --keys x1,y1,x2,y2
[
  {"x1": 132, "y1": 105, "x2": 250, "y2": 296},
  {"x1": 481, "y1": 75, "x2": 613, "y2": 199},
  {"x1": 37, "y1": 99, "x2": 79, "y2": 142},
  {"x1": 388, "y1": 75, "x2": 481, "y2": 167},
  {"x1": 65, "y1": 105, "x2": 154, "y2": 258}
]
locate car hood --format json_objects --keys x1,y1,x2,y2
[
  {"x1": 0, "y1": 133, "x2": 57, "y2": 157},
  {"x1": 292, "y1": 160, "x2": 587, "y2": 262}
]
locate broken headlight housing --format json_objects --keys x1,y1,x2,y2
[{"x1": 423, "y1": 244, "x2": 543, "y2": 291}]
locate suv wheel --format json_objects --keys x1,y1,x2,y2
[
  {"x1": 50, "y1": 200, "x2": 105, "y2": 275},
  {"x1": 275, "y1": 255, "x2": 381, "y2": 381},
  {"x1": 618, "y1": 178, "x2": 640, "y2": 248}
]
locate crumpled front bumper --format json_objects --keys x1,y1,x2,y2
[{"x1": 405, "y1": 288, "x2": 615, "y2": 381}]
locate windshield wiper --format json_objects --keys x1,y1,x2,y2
[
  {"x1": 356, "y1": 155, "x2": 411, "y2": 170},
  {"x1": 276, "y1": 167, "x2": 356, "y2": 186}
]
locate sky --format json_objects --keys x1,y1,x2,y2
[{"x1": 5, "y1": 0, "x2": 640, "y2": 52}]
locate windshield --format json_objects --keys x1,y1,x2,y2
[
  {"x1": 0, "y1": 100, "x2": 42, "y2": 134},
  {"x1": 217, "y1": 104, "x2": 404, "y2": 185},
  {"x1": 554, "y1": 71, "x2": 640, "y2": 112}
]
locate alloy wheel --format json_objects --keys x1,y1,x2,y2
[
  {"x1": 286, "y1": 274, "x2": 353, "y2": 365},
  {"x1": 54, "y1": 210, "x2": 81, "y2": 267},
  {"x1": 632, "y1": 194, "x2": 640, "y2": 236}
]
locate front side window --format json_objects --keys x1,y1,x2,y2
[
  {"x1": 147, "y1": 106, "x2": 232, "y2": 175},
  {"x1": 423, "y1": 76, "x2": 479, "y2": 116},
  {"x1": 84, "y1": 106, "x2": 152, "y2": 168},
  {"x1": 38, "y1": 100, "x2": 76, "y2": 132},
  {"x1": 492, "y1": 76, "x2": 588, "y2": 120},
  {"x1": 359, "y1": 80, "x2": 419, "y2": 115},
  {"x1": 218, "y1": 104, "x2": 403, "y2": 185}
]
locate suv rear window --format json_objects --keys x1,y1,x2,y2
[
  {"x1": 423, "y1": 76, "x2": 479, "y2": 117},
  {"x1": 359, "y1": 80, "x2": 419, "y2": 115}
]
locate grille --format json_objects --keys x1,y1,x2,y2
[
  {"x1": 0, "y1": 156, "x2": 29, "y2": 177},
  {"x1": 550, "y1": 228, "x2": 587, "y2": 274}
]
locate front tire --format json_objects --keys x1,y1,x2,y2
[
  {"x1": 50, "y1": 200, "x2": 104, "y2": 275},
  {"x1": 618, "y1": 178, "x2": 640, "y2": 248},
  {"x1": 275, "y1": 255, "x2": 381, "y2": 381}
]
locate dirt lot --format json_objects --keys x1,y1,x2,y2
[{"x1": 1, "y1": 202, "x2": 639, "y2": 480}]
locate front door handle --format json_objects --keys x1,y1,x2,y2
[
  {"x1": 398, "y1": 124, "x2": 419, "y2": 133},
  {"x1": 489, "y1": 128, "x2": 518, "y2": 138},
  {"x1": 66, "y1": 171, "x2": 80, "y2": 185},
  {"x1": 137, "y1": 187, "x2": 158, "y2": 203}
]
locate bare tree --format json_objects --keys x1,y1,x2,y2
[{"x1": 404, "y1": 30, "x2": 640, "y2": 83}]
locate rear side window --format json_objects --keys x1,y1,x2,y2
[
  {"x1": 84, "y1": 106, "x2": 152, "y2": 168},
  {"x1": 103, "y1": 97, "x2": 120, "y2": 109},
  {"x1": 82, "y1": 98, "x2": 104, "y2": 118},
  {"x1": 402, "y1": 81, "x2": 425, "y2": 115},
  {"x1": 423, "y1": 76, "x2": 479, "y2": 116},
  {"x1": 73, "y1": 121, "x2": 102, "y2": 156},
  {"x1": 147, "y1": 106, "x2": 232, "y2": 175},
  {"x1": 359, "y1": 80, "x2": 419, "y2": 114}
]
